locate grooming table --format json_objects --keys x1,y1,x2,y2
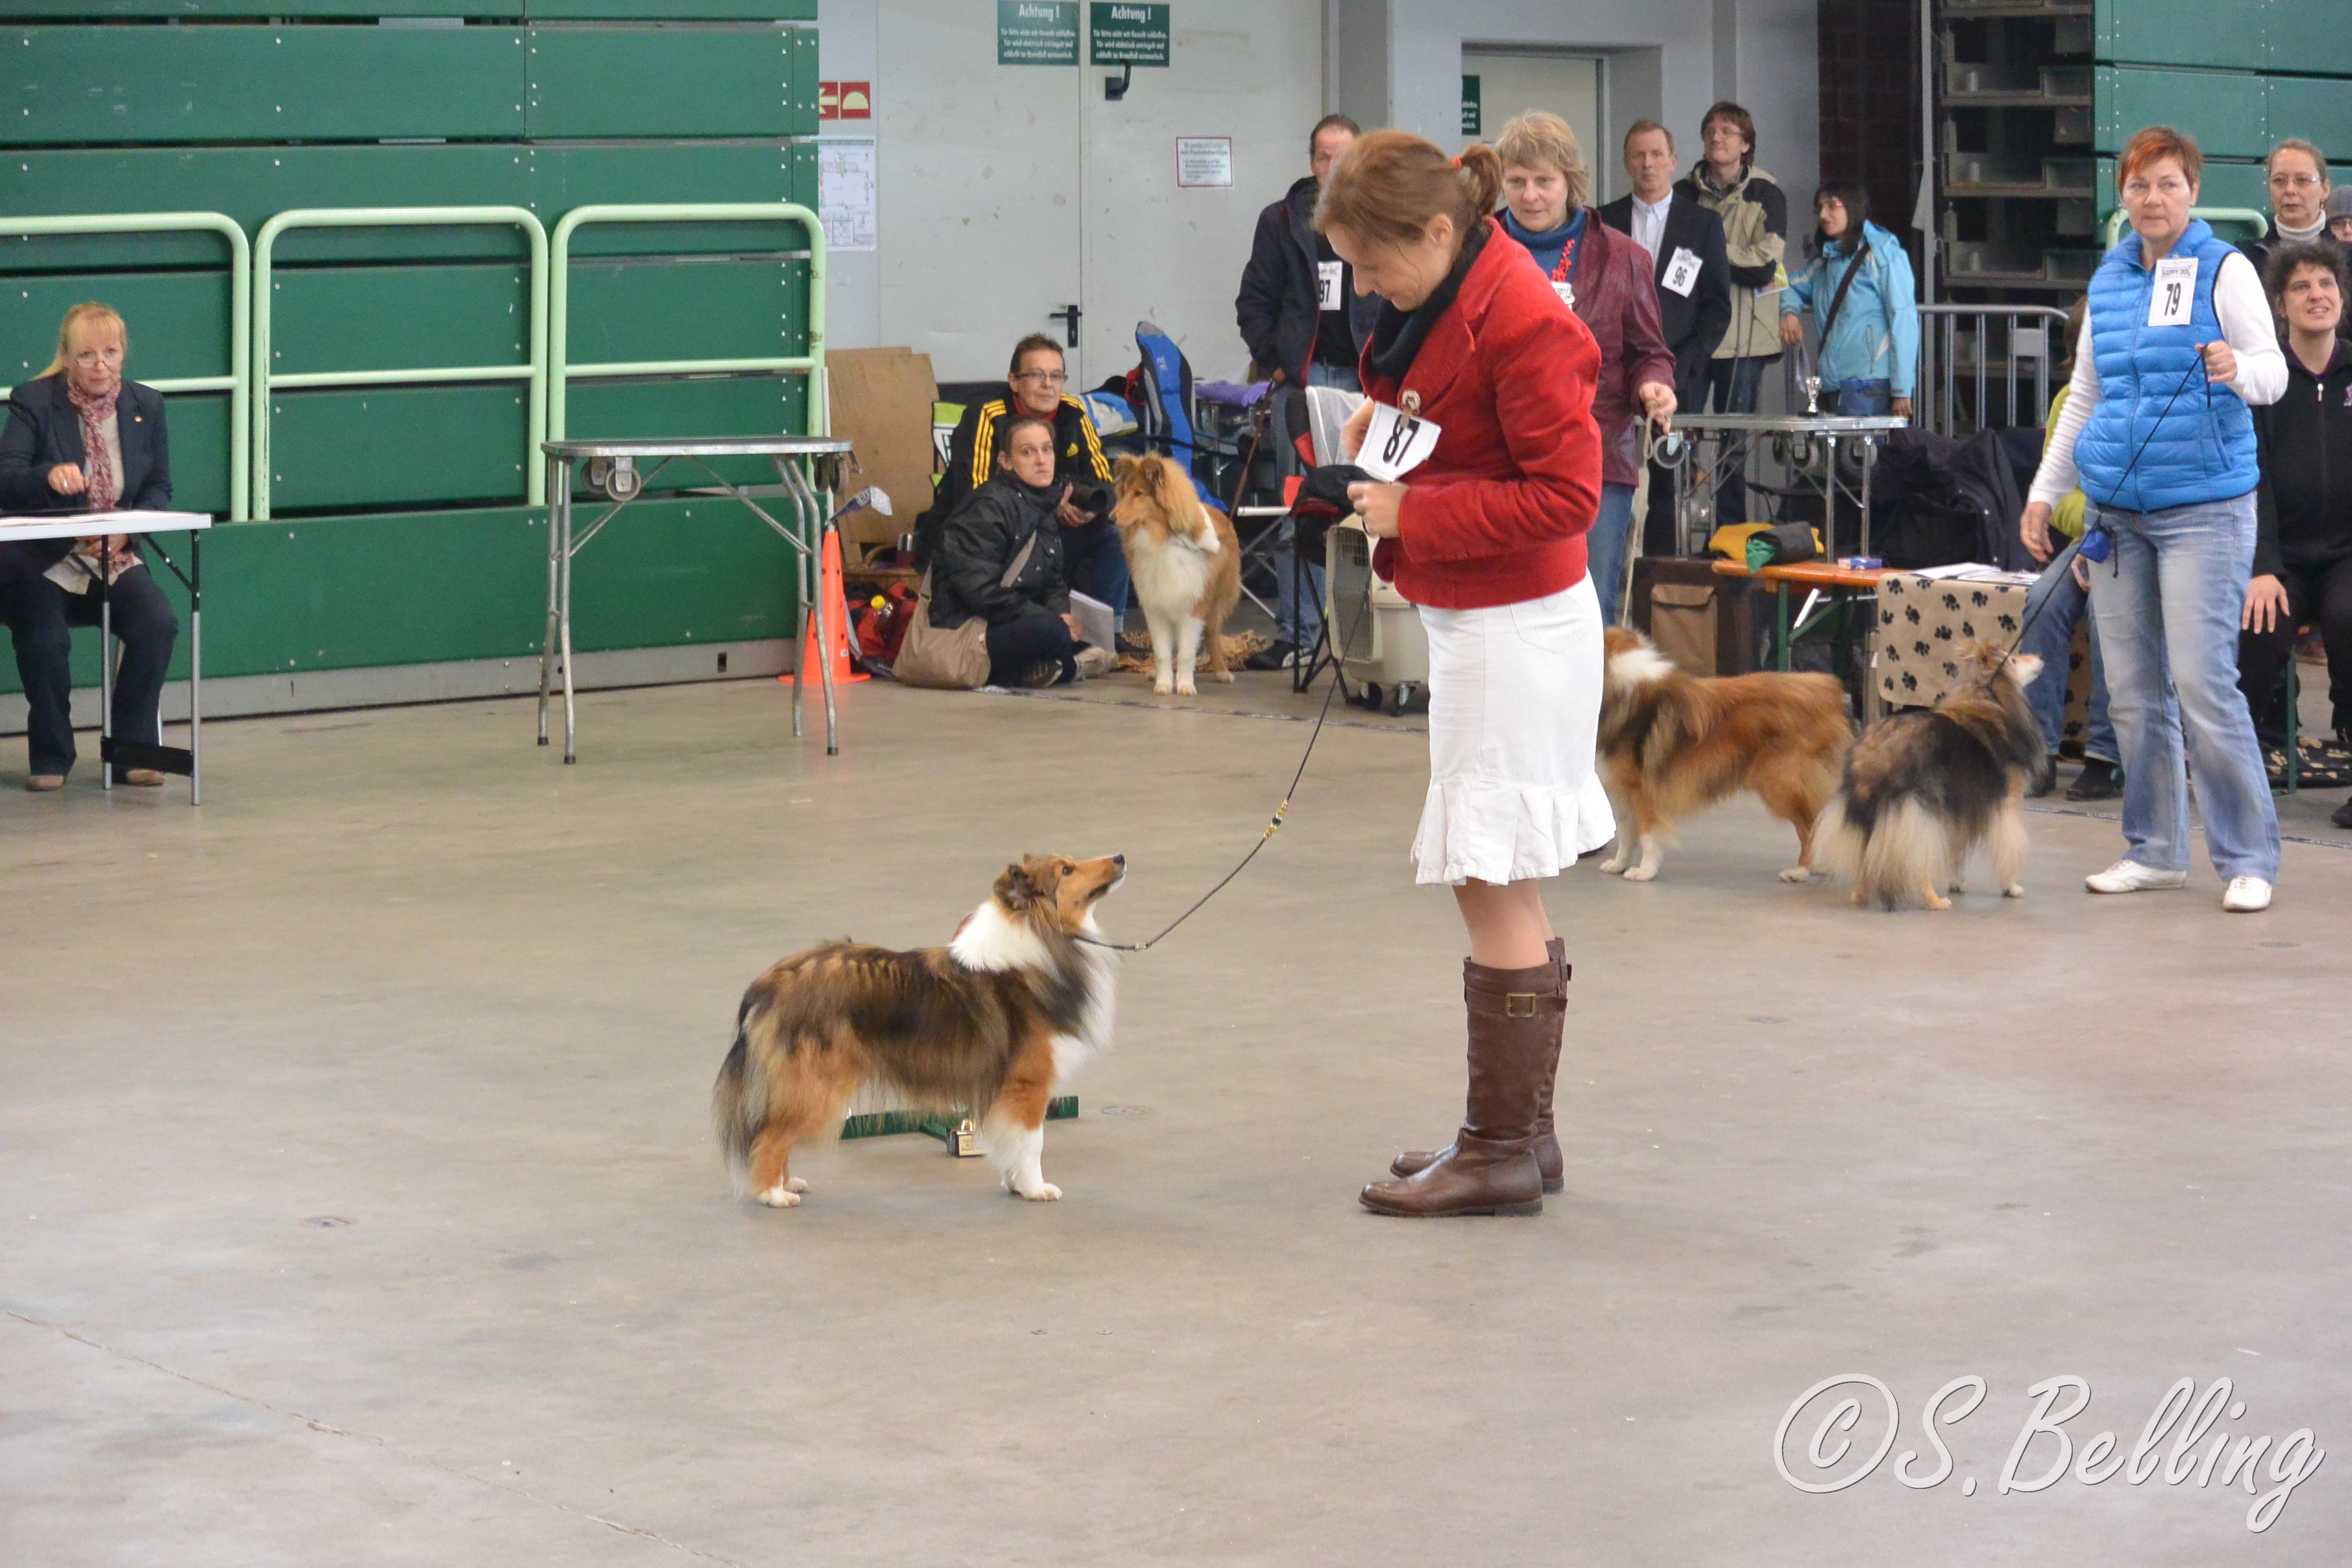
[
  {"x1": 0, "y1": 508, "x2": 211, "y2": 802},
  {"x1": 538, "y1": 436, "x2": 856, "y2": 762},
  {"x1": 1712, "y1": 557, "x2": 1896, "y2": 718},
  {"x1": 1663, "y1": 413, "x2": 1907, "y2": 557}
]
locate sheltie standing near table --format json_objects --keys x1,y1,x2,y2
[{"x1": 1319, "y1": 132, "x2": 1615, "y2": 1217}]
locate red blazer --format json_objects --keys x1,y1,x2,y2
[
  {"x1": 1361, "y1": 219, "x2": 1604, "y2": 610},
  {"x1": 1565, "y1": 218, "x2": 1678, "y2": 487}
]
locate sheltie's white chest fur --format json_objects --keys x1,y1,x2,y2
[
  {"x1": 948, "y1": 898, "x2": 1118, "y2": 1083},
  {"x1": 1126, "y1": 524, "x2": 1217, "y2": 615}
]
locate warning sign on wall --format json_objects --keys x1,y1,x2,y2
[
  {"x1": 1461, "y1": 76, "x2": 1481, "y2": 137},
  {"x1": 1176, "y1": 137, "x2": 1232, "y2": 188},
  {"x1": 1090, "y1": 2, "x2": 1169, "y2": 66},
  {"x1": 999, "y1": 0, "x2": 1079, "y2": 65},
  {"x1": 819, "y1": 81, "x2": 871, "y2": 120}
]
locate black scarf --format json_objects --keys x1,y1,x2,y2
[{"x1": 1366, "y1": 220, "x2": 1489, "y2": 385}]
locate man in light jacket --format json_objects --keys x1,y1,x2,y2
[{"x1": 1682, "y1": 101, "x2": 1788, "y2": 527}]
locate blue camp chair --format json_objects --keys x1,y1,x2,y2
[{"x1": 1131, "y1": 318, "x2": 1238, "y2": 507}]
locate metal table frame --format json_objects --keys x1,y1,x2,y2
[
  {"x1": 0, "y1": 509, "x2": 210, "y2": 802},
  {"x1": 538, "y1": 436, "x2": 855, "y2": 762},
  {"x1": 1664, "y1": 413, "x2": 1908, "y2": 558}
]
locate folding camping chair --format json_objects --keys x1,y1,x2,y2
[{"x1": 1129, "y1": 321, "x2": 1281, "y2": 617}]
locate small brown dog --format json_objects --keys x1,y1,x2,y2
[
  {"x1": 1815, "y1": 641, "x2": 2044, "y2": 911},
  {"x1": 1596, "y1": 626, "x2": 1855, "y2": 883},
  {"x1": 712, "y1": 854, "x2": 1123, "y2": 1206},
  {"x1": 1111, "y1": 452, "x2": 1240, "y2": 696}
]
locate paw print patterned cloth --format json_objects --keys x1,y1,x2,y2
[{"x1": 1873, "y1": 573, "x2": 2089, "y2": 730}]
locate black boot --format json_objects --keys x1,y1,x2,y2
[{"x1": 2067, "y1": 758, "x2": 2122, "y2": 801}]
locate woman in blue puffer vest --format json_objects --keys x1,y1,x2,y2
[
  {"x1": 2023, "y1": 127, "x2": 2287, "y2": 913},
  {"x1": 1778, "y1": 182, "x2": 1918, "y2": 418}
]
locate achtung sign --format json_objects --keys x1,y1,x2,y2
[
  {"x1": 1090, "y1": 2, "x2": 1170, "y2": 66},
  {"x1": 998, "y1": 0, "x2": 1079, "y2": 65}
]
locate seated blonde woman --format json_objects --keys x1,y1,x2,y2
[{"x1": 0, "y1": 302, "x2": 180, "y2": 790}]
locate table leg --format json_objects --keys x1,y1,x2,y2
[
  {"x1": 559, "y1": 479, "x2": 577, "y2": 765},
  {"x1": 789, "y1": 475, "x2": 806, "y2": 742},
  {"x1": 1776, "y1": 582, "x2": 1792, "y2": 672},
  {"x1": 100, "y1": 578, "x2": 112, "y2": 793},
  {"x1": 539, "y1": 456, "x2": 561, "y2": 747},
  {"x1": 189, "y1": 533, "x2": 202, "y2": 805},
  {"x1": 818, "y1": 514, "x2": 840, "y2": 757},
  {"x1": 1860, "y1": 439, "x2": 1877, "y2": 559}
]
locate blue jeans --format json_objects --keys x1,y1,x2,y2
[
  {"x1": 1585, "y1": 481, "x2": 1637, "y2": 627},
  {"x1": 1835, "y1": 378, "x2": 1892, "y2": 416},
  {"x1": 1060, "y1": 517, "x2": 1129, "y2": 633},
  {"x1": 1271, "y1": 361, "x2": 1357, "y2": 646},
  {"x1": 1705, "y1": 355, "x2": 1768, "y2": 524},
  {"x1": 2020, "y1": 536, "x2": 2118, "y2": 765},
  {"x1": 2087, "y1": 493, "x2": 2279, "y2": 881}
]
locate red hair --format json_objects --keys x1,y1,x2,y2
[{"x1": 2116, "y1": 126, "x2": 2203, "y2": 193}]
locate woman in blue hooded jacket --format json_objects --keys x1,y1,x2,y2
[
  {"x1": 2023, "y1": 127, "x2": 2287, "y2": 913},
  {"x1": 1778, "y1": 182, "x2": 1918, "y2": 418}
]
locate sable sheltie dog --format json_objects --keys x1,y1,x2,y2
[
  {"x1": 712, "y1": 853, "x2": 1122, "y2": 1207},
  {"x1": 1111, "y1": 452, "x2": 1241, "y2": 696},
  {"x1": 1595, "y1": 626, "x2": 1855, "y2": 883},
  {"x1": 1815, "y1": 642, "x2": 2046, "y2": 911}
]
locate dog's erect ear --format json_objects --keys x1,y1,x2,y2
[
  {"x1": 994, "y1": 861, "x2": 1039, "y2": 911},
  {"x1": 1112, "y1": 453, "x2": 1140, "y2": 491}
]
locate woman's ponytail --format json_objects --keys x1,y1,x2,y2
[
  {"x1": 1454, "y1": 143, "x2": 1504, "y2": 220},
  {"x1": 1318, "y1": 129, "x2": 1499, "y2": 257}
]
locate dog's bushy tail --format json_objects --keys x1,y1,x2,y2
[
  {"x1": 1856, "y1": 798, "x2": 1950, "y2": 910},
  {"x1": 712, "y1": 996, "x2": 768, "y2": 1192},
  {"x1": 1812, "y1": 794, "x2": 1865, "y2": 888}
]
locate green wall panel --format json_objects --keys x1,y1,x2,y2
[
  {"x1": 531, "y1": 0, "x2": 812, "y2": 18},
  {"x1": 157, "y1": 392, "x2": 232, "y2": 517},
  {"x1": 269, "y1": 384, "x2": 529, "y2": 511},
  {"x1": 525, "y1": 24, "x2": 815, "y2": 139},
  {"x1": 563, "y1": 257, "x2": 807, "y2": 362},
  {"x1": 1, "y1": 270, "x2": 234, "y2": 386},
  {"x1": 2264, "y1": 6, "x2": 2352, "y2": 77},
  {"x1": 2094, "y1": 0, "x2": 2265, "y2": 71},
  {"x1": 268, "y1": 264, "x2": 530, "y2": 377},
  {"x1": 2096, "y1": 69, "x2": 2269, "y2": 160},
  {"x1": 0, "y1": 0, "x2": 508, "y2": 15},
  {"x1": 2264, "y1": 81, "x2": 2352, "y2": 169},
  {"x1": 5, "y1": 26, "x2": 528, "y2": 145},
  {"x1": 2095, "y1": 159, "x2": 2267, "y2": 230},
  {"x1": 566, "y1": 375, "x2": 810, "y2": 487},
  {"x1": 530, "y1": 140, "x2": 818, "y2": 256},
  {"x1": 2, "y1": 146, "x2": 533, "y2": 270}
]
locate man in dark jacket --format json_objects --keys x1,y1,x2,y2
[
  {"x1": 1598, "y1": 118, "x2": 1733, "y2": 554},
  {"x1": 915, "y1": 334, "x2": 1122, "y2": 629},
  {"x1": 930, "y1": 415, "x2": 1096, "y2": 688},
  {"x1": 1235, "y1": 113, "x2": 1379, "y2": 669}
]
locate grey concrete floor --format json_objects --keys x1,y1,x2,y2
[{"x1": 4, "y1": 667, "x2": 2348, "y2": 1565}]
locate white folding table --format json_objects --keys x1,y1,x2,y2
[{"x1": 0, "y1": 508, "x2": 211, "y2": 803}]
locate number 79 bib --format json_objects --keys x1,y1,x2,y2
[{"x1": 2149, "y1": 255, "x2": 2197, "y2": 328}]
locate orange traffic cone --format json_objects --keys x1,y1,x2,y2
[{"x1": 784, "y1": 527, "x2": 869, "y2": 685}]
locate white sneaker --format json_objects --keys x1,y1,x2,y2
[
  {"x1": 2085, "y1": 859, "x2": 2189, "y2": 894},
  {"x1": 2222, "y1": 877, "x2": 2273, "y2": 913}
]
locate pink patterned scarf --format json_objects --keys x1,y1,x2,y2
[{"x1": 65, "y1": 382, "x2": 120, "y2": 512}]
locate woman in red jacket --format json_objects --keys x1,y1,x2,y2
[{"x1": 1321, "y1": 130, "x2": 1614, "y2": 1218}]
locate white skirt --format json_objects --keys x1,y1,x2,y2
[{"x1": 1410, "y1": 577, "x2": 1617, "y2": 886}]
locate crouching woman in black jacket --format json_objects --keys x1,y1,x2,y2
[
  {"x1": 2237, "y1": 242, "x2": 2352, "y2": 824},
  {"x1": 930, "y1": 414, "x2": 1097, "y2": 688},
  {"x1": 0, "y1": 302, "x2": 180, "y2": 791}
]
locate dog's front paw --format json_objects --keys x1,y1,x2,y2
[
  {"x1": 1013, "y1": 1182, "x2": 1062, "y2": 1202},
  {"x1": 1175, "y1": 679, "x2": 1197, "y2": 697},
  {"x1": 1152, "y1": 679, "x2": 1174, "y2": 695},
  {"x1": 1621, "y1": 864, "x2": 1658, "y2": 883},
  {"x1": 755, "y1": 1185, "x2": 802, "y2": 1208},
  {"x1": 1779, "y1": 867, "x2": 1812, "y2": 883},
  {"x1": 1214, "y1": 670, "x2": 1235, "y2": 683},
  {"x1": 2003, "y1": 883, "x2": 2025, "y2": 898},
  {"x1": 1597, "y1": 853, "x2": 1628, "y2": 874}
]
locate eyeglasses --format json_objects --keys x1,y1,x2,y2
[
  {"x1": 71, "y1": 347, "x2": 124, "y2": 368},
  {"x1": 1014, "y1": 369, "x2": 1067, "y2": 386},
  {"x1": 2271, "y1": 173, "x2": 2325, "y2": 190}
]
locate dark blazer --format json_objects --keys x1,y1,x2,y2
[
  {"x1": 1235, "y1": 175, "x2": 1383, "y2": 383},
  {"x1": 0, "y1": 374, "x2": 173, "y2": 574},
  {"x1": 1595, "y1": 190, "x2": 1733, "y2": 401}
]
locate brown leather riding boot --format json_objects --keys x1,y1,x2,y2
[
  {"x1": 1388, "y1": 939, "x2": 1568, "y2": 1192},
  {"x1": 1359, "y1": 953, "x2": 1561, "y2": 1217}
]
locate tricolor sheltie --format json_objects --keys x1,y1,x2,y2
[
  {"x1": 713, "y1": 853, "x2": 1122, "y2": 1207},
  {"x1": 1112, "y1": 452, "x2": 1240, "y2": 696},
  {"x1": 1815, "y1": 643, "x2": 2046, "y2": 911},
  {"x1": 1595, "y1": 626, "x2": 1855, "y2": 883}
]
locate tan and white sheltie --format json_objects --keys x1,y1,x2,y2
[
  {"x1": 1815, "y1": 642, "x2": 2046, "y2": 911},
  {"x1": 712, "y1": 854, "x2": 1122, "y2": 1206},
  {"x1": 1111, "y1": 452, "x2": 1241, "y2": 696},
  {"x1": 1595, "y1": 626, "x2": 1856, "y2": 883}
]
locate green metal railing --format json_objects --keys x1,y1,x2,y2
[
  {"x1": 0, "y1": 212, "x2": 251, "y2": 521},
  {"x1": 547, "y1": 203, "x2": 826, "y2": 444},
  {"x1": 253, "y1": 206, "x2": 549, "y2": 521},
  {"x1": 2102, "y1": 206, "x2": 2271, "y2": 247}
]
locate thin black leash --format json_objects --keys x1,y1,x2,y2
[{"x1": 1076, "y1": 557, "x2": 1377, "y2": 953}]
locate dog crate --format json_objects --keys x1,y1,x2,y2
[{"x1": 1325, "y1": 519, "x2": 1430, "y2": 715}]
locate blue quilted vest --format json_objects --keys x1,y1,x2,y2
[{"x1": 2073, "y1": 219, "x2": 2259, "y2": 513}]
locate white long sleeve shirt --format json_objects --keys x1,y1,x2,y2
[{"x1": 2027, "y1": 248, "x2": 2287, "y2": 508}]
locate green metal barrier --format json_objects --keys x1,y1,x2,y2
[
  {"x1": 253, "y1": 206, "x2": 549, "y2": 521},
  {"x1": 547, "y1": 203, "x2": 826, "y2": 444},
  {"x1": 0, "y1": 212, "x2": 251, "y2": 521},
  {"x1": 2102, "y1": 206, "x2": 2271, "y2": 247}
]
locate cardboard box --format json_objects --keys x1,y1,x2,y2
[{"x1": 826, "y1": 347, "x2": 940, "y2": 562}]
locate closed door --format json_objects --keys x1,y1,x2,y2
[{"x1": 1462, "y1": 51, "x2": 1606, "y2": 204}]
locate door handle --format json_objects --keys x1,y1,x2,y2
[{"x1": 1047, "y1": 303, "x2": 1082, "y2": 349}]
